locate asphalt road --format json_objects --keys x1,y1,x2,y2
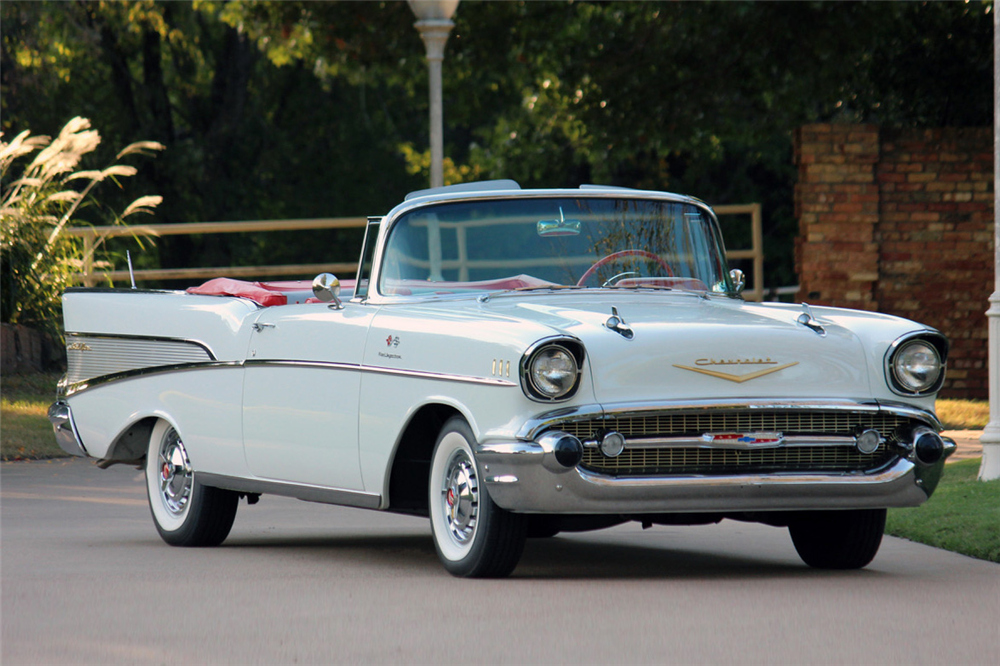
[{"x1": 2, "y1": 458, "x2": 998, "y2": 665}]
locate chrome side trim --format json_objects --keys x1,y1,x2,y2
[
  {"x1": 197, "y1": 473, "x2": 381, "y2": 509},
  {"x1": 62, "y1": 356, "x2": 519, "y2": 396},
  {"x1": 63, "y1": 361, "x2": 243, "y2": 397},
  {"x1": 516, "y1": 398, "x2": 942, "y2": 440},
  {"x1": 364, "y1": 365, "x2": 518, "y2": 387},
  {"x1": 248, "y1": 359, "x2": 516, "y2": 386},
  {"x1": 244, "y1": 359, "x2": 362, "y2": 372}
]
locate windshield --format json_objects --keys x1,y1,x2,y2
[{"x1": 379, "y1": 197, "x2": 732, "y2": 297}]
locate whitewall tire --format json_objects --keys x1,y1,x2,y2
[
  {"x1": 428, "y1": 416, "x2": 526, "y2": 577},
  {"x1": 145, "y1": 420, "x2": 238, "y2": 547}
]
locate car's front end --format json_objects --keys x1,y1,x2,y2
[{"x1": 369, "y1": 182, "x2": 952, "y2": 574}]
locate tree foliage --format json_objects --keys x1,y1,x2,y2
[{"x1": 1, "y1": 0, "x2": 993, "y2": 294}]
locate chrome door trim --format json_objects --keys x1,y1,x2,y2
[
  {"x1": 197, "y1": 472, "x2": 381, "y2": 509},
  {"x1": 62, "y1": 361, "x2": 243, "y2": 397}
]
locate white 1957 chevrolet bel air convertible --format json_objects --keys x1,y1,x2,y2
[{"x1": 50, "y1": 181, "x2": 954, "y2": 577}]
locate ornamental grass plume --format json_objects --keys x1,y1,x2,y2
[{"x1": 0, "y1": 117, "x2": 164, "y2": 339}]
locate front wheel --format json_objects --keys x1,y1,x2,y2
[
  {"x1": 428, "y1": 416, "x2": 527, "y2": 577},
  {"x1": 788, "y1": 509, "x2": 886, "y2": 570},
  {"x1": 145, "y1": 420, "x2": 238, "y2": 547}
]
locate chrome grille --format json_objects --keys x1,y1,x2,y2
[
  {"x1": 560, "y1": 412, "x2": 911, "y2": 440},
  {"x1": 557, "y1": 410, "x2": 912, "y2": 477},
  {"x1": 581, "y1": 444, "x2": 894, "y2": 476}
]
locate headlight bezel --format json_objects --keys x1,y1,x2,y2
[
  {"x1": 520, "y1": 337, "x2": 585, "y2": 402},
  {"x1": 884, "y1": 331, "x2": 948, "y2": 397}
]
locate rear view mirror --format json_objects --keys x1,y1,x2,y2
[{"x1": 537, "y1": 207, "x2": 581, "y2": 237}]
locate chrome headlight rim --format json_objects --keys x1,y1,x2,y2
[
  {"x1": 520, "y1": 337, "x2": 585, "y2": 402},
  {"x1": 885, "y1": 332, "x2": 948, "y2": 397}
]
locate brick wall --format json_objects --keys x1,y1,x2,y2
[{"x1": 794, "y1": 124, "x2": 994, "y2": 399}]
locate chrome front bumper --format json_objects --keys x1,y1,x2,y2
[
  {"x1": 48, "y1": 401, "x2": 89, "y2": 457},
  {"x1": 476, "y1": 440, "x2": 953, "y2": 514}
]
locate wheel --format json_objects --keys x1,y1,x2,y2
[
  {"x1": 145, "y1": 420, "x2": 238, "y2": 547},
  {"x1": 577, "y1": 249, "x2": 673, "y2": 286},
  {"x1": 788, "y1": 509, "x2": 886, "y2": 569},
  {"x1": 428, "y1": 416, "x2": 527, "y2": 577}
]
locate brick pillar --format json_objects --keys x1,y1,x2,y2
[
  {"x1": 794, "y1": 124, "x2": 881, "y2": 310},
  {"x1": 877, "y1": 128, "x2": 994, "y2": 398}
]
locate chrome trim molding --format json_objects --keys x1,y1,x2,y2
[
  {"x1": 197, "y1": 473, "x2": 381, "y2": 509},
  {"x1": 64, "y1": 357, "x2": 518, "y2": 396},
  {"x1": 63, "y1": 361, "x2": 243, "y2": 397},
  {"x1": 364, "y1": 365, "x2": 518, "y2": 387},
  {"x1": 244, "y1": 359, "x2": 362, "y2": 372}
]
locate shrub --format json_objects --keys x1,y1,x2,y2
[{"x1": 0, "y1": 117, "x2": 163, "y2": 339}]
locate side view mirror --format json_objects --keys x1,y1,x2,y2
[
  {"x1": 312, "y1": 273, "x2": 343, "y2": 310},
  {"x1": 729, "y1": 269, "x2": 746, "y2": 295}
]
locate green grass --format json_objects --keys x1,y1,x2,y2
[
  {"x1": 936, "y1": 399, "x2": 990, "y2": 430},
  {"x1": 1, "y1": 372, "x2": 65, "y2": 460},
  {"x1": 887, "y1": 458, "x2": 1000, "y2": 563}
]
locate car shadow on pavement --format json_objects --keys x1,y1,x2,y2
[{"x1": 213, "y1": 531, "x2": 885, "y2": 580}]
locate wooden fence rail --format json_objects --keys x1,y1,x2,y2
[{"x1": 66, "y1": 204, "x2": 764, "y2": 301}]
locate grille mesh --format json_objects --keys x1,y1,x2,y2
[
  {"x1": 558, "y1": 410, "x2": 911, "y2": 477},
  {"x1": 580, "y1": 444, "x2": 894, "y2": 476},
  {"x1": 560, "y1": 411, "x2": 910, "y2": 440}
]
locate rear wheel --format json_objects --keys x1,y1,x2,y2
[
  {"x1": 788, "y1": 509, "x2": 886, "y2": 570},
  {"x1": 145, "y1": 420, "x2": 238, "y2": 547},
  {"x1": 428, "y1": 416, "x2": 526, "y2": 577}
]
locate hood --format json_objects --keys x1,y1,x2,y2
[{"x1": 481, "y1": 291, "x2": 877, "y2": 404}]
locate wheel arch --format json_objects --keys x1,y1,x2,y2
[
  {"x1": 100, "y1": 415, "x2": 164, "y2": 466},
  {"x1": 385, "y1": 402, "x2": 464, "y2": 516}
]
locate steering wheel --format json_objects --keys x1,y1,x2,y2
[{"x1": 577, "y1": 249, "x2": 673, "y2": 286}]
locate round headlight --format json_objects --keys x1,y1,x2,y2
[
  {"x1": 528, "y1": 345, "x2": 579, "y2": 399},
  {"x1": 892, "y1": 340, "x2": 943, "y2": 393}
]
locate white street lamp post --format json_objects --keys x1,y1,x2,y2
[
  {"x1": 408, "y1": 0, "x2": 459, "y2": 189},
  {"x1": 980, "y1": 4, "x2": 1000, "y2": 480}
]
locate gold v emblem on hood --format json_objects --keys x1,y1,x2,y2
[{"x1": 672, "y1": 362, "x2": 799, "y2": 383}]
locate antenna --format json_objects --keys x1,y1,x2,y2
[{"x1": 127, "y1": 251, "x2": 137, "y2": 289}]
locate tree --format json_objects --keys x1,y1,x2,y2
[{"x1": 2, "y1": 1, "x2": 992, "y2": 291}]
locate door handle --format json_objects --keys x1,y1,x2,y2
[{"x1": 252, "y1": 322, "x2": 276, "y2": 332}]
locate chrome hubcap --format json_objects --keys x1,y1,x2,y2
[
  {"x1": 441, "y1": 450, "x2": 478, "y2": 545},
  {"x1": 158, "y1": 429, "x2": 192, "y2": 516}
]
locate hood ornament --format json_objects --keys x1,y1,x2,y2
[
  {"x1": 797, "y1": 303, "x2": 826, "y2": 337},
  {"x1": 605, "y1": 306, "x2": 634, "y2": 340}
]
